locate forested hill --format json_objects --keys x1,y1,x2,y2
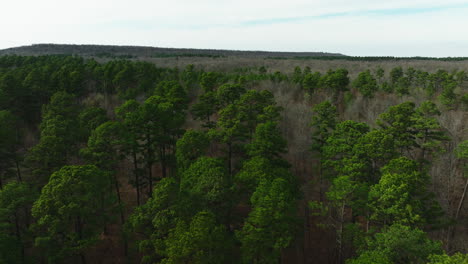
[
  {"x1": 0, "y1": 53, "x2": 467, "y2": 264},
  {"x1": 0, "y1": 44, "x2": 344, "y2": 58}
]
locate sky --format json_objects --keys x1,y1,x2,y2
[{"x1": 2, "y1": 0, "x2": 468, "y2": 57}]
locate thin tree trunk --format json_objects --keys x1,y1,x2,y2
[
  {"x1": 228, "y1": 142, "x2": 232, "y2": 178},
  {"x1": 76, "y1": 216, "x2": 86, "y2": 264},
  {"x1": 113, "y1": 174, "x2": 125, "y2": 224},
  {"x1": 80, "y1": 253, "x2": 87, "y2": 264},
  {"x1": 319, "y1": 159, "x2": 323, "y2": 201},
  {"x1": 112, "y1": 173, "x2": 128, "y2": 257},
  {"x1": 161, "y1": 145, "x2": 167, "y2": 178},
  {"x1": 146, "y1": 140, "x2": 153, "y2": 197},
  {"x1": 15, "y1": 159, "x2": 22, "y2": 182},
  {"x1": 445, "y1": 142, "x2": 455, "y2": 251},
  {"x1": 148, "y1": 159, "x2": 153, "y2": 197},
  {"x1": 337, "y1": 203, "x2": 345, "y2": 264},
  {"x1": 132, "y1": 150, "x2": 140, "y2": 206},
  {"x1": 455, "y1": 176, "x2": 468, "y2": 221},
  {"x1": 146, "y1": 134, "x2": 153, "y2": 197},
  {"x1": 14, "y1": 211, "x2": 24, "y2": 263},
  {"x1": 366, "y1": 211, "x2": 370, "y2": 233}
]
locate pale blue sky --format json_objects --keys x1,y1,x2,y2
[{"x1": 2, "y1": 0, "x2": 468, "y2": 57}]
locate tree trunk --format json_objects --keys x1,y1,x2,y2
[
  {"x1": 113, "y1": 171, "x2": 128, "y2": 257},
  {"x1": 132, "y1": 150, "x2": 140, "y2": 206},
  {"x1": 161, "y1": 145, "x2": 167, "y2": 178},
  {"x1": 455, "y1": 176, "x2": 468, "y2": 221},
  {"x1": 319, "y1": 159, "x2": 323, "y2": 201},
  {"x1": 448, "y1": 160, "x2": 467, "y2": 252},
  {"x1": 80, "y1": 253, "x2": 87, "y2": 264},
  {"x1": 112, "y1": 173, "x2": 125, "y2": 224},
  {"x1": 146, "y1": 134, "x2": 153, "y2": 197},
  {"x1": 15, "y1": 159, "x2": 22, "y2": 182},
  {"x1": 337, "y1": 203, "x2": 345, "y2": 264},
  {"x1": 148, "y1": 158, "x2": 153, "y2": 197},
  {"x1": 228, "y1": 142, "x2": 232, "y2": 178},
  {"x1": 14, "y1": 211, "x2": 24, "y2": 263},
  {"x1": 76, "y1": 216, "x2": 86, "y2": 264}
]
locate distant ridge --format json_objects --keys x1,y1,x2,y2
[{"x1": 0, "y1": 44, "x2": 344, "y2": 58}]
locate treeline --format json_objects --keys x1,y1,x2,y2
[
  {"x1": 0, "y1": 55, "x2": 467, "y2": 264},
  {"x1": 292, "y1": 65, "x2": 468, "y2": 109},
  {"x1": 150, "y1": 53, "x2": 226, "y2": 58},
  {"x1": 0, "y1": 44, "x2": 342, "y2": 58},
  {"x1": 269, "y1": 56, "x2": 468, "y2": 62}
]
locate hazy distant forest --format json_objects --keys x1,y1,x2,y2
[{"x1": 0, "y1": 46, "x2": 467, "y2": 264}]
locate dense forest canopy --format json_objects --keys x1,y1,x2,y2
[{"x1": 0, "y1": 54, "x2": 467, "y2": 264}]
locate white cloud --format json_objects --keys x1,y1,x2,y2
[{"x1": 1, "y1": 0, "x2": 468, "y2": 56}]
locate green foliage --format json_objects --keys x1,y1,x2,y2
[
  {"x1": 377, "y1": 102, "x2": 418, "y2": 153},
  {"x1": 127, "y1": 177, "x2": 180, "y2": 263},
  {"x1": 175, "y1": 129, "x2": 210, "y2": 172},
  {"x1": 461, "y1": 93, "x2": 468, "y2": 110},
  {"x1": 237, "y1": 178, "x2": 298, "y2": 264},
  {"x1": 129, "y1": 159, "x2": 235, "y2": 263},
  {"x1": 395, "y1": 76, "x2": 410, "y2": 96},
  {"x1": 390, "y1": 66, "x2": 404, "y2": 85},
  {"x1": 406, "y1": 67, "x2": 417, "y2": 85},
  {"x1": 27, "y1": 91, "x2": 81, "y2": 180},
  {"x1": 217, "y1": 83, "x2": 246, "y2": 107},
  {"x1": 80, "y1": 121, "x2": 123, "y2": 170},
  {"x1": 347, "y1": 251, "x2": 392, "y2": 264},
  {"x1": 310, "y1": 100, "x2": 338, "y2": 153},
  {"x1": 200, "y1": 72, "x2": 219, "y2": 92},
  {"x1": 78, "y1": 106, "x2": 109, "y2": 139},
  {"x1": 180, "y1": 157, "x2": 230, "y2": 210},
  {"x1": 426, "y1": 70, "x2": 450, "y2": 97},
  {"x1": 322, "y1": 68, "x2": 350, "y2": 96},
  {"x1": 377, "y1": 100, "x2": 447, "y2": 164},
  {"x1": 353, "y1": 70, "x2": 378, "y2": 98},
  {"x1": 349, "y1": 224, "x2": 442, "y2": 264},
  {"x1": 456, "y1": 140, "x2": 468, "y2": 173},
  {"x1": 191, "y1": 91, "x2": 219, "y2": 128},
  {"x1": 375, "y1": 67, "x2": 385, "y2": 80},
  {"x1": 41, "y1": 91, "x2": 80, "y2": 121},
  {"x1": 438, "y1": 81, "x2": 457, "y2": 109},
  {"x1": 353, "y1": 129, "x2": 398, "y2": 182},
  {"x1": 210, "y1": 103, "x2": 248, "y2": 175},
  {"x1": 246, "y1": 121, "x2": 287, "y2": 161},
  {"x1": 236, "y1": 89, "x2": 280, "y2": 136},
  {"x1": 0, "y1": 182, "x2": 37, "y2": 264},
  {"x1": 427, "y1": 253, "x2": 468, "y2": 264},
  {"x1": 326, "y1": 174, "x2": 366, "y2": 211},
  {"x1": 270, "y1": 71, "x2": 288, "y2": 83},
  {"x1": 413, "y1": 101, "x2": 448, "y2": 165},
  {"x1": 32, "y1": 165, "x2": 115, "y2": 262},
  {"x1": 154, "y1": 80, "x2": 188, "y2": 111},
  {"x1": 163, "y1": 211, "x2": 233, "y2": 264},
  {"x1": 235, "y1": 156, "x2": 294, "y2": 196},
  {"x1": 369, "y1": 157, "x2": 432, "y2": 226},
  {"x1": 302, "y1": 72, "x2": 321, "y2": 93},
  {"x1": 456, "y1": 140, "x2": 468, "y2": 160},
  {"x1": 0, "y1": 110, "x2": 21, "y2": 185},
  {"x1": 322, "y1": 120, "x2": 370, "y2": 179},
  {"x1": 381, "y1": 81, "x2": 393, "y2": 93},
  {"x1": 115, "y1": 94, "x2": 187, "y2": 189},
  {"x1": 292, "y1": 66, "x2": 303, "y2": 84},
  {"x1": 181, "y1": 64, "x2": 198, "y2": 89}
]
